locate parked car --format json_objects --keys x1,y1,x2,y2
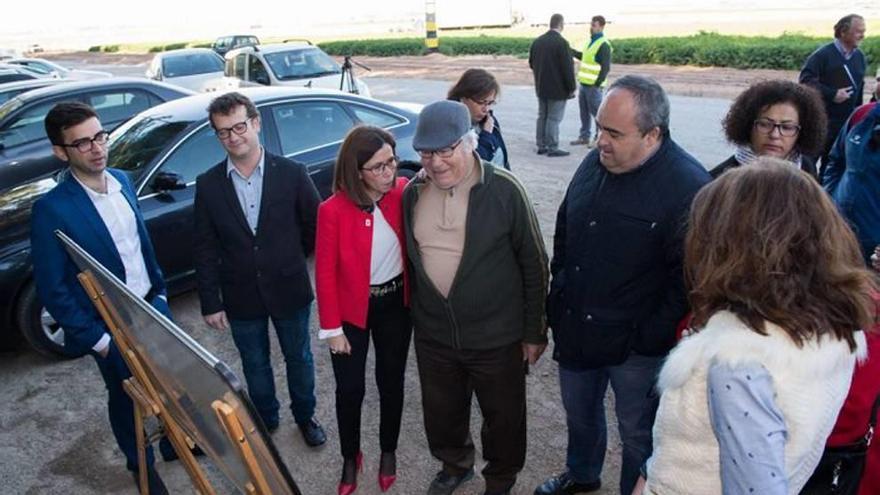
[
  {"x1": 6, "y1": 58, "x2": 112, "y2": 80},
  {"x1": 211, "y1": 34, "x2": 260, "y2": 57},
  {"x1": 0, "y1": 78, "x2": 192, "y2": 191},
  {"x1": 146, "y1": 48, "x2": 224, "y2": 92},
  {"x1": 0, "y1": 64, "x2": 44, "y2": 84},
  {"x1": 204, "y1": 42, "x2": 370, "y2": 96},
  {"x1": 0, "y1": 86, "x2": 421, "y2": 357},
  {"x1": 0, "y1": 79, "x2": 66, "y2": 105}
]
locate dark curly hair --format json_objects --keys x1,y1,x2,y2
[{"x1": 721, "y1": 80, "x2": 827, "y2": 156}]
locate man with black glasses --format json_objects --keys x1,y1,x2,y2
[
  {"x1": 31, "y1": 102, "x2": 175, "y2": 494},
  {"x1": 193, "y1": 92, "x2": 326, "y2": 446},
  {"x1": 403, "y1": 100, "x2": 549, "y2": 495}
]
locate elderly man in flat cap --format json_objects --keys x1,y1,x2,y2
[{"x1": 402, "y1": 100, "x2": 550, "y2": 495}]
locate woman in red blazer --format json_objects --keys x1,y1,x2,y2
[{"x1": 316, "y1": 125, "x2": 411, "y2": 495}]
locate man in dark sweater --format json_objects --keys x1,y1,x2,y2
[
  {"x1": 536, "y1": 76, "x2": 710, "y2": 495},
  {"x1": 799, "y1": 13, "x2": 867, "y2": 175},
  {"x1": 529, "y1": 13, "x2": 576, "y2": 157},
  {"x1": 404, "y1": 101, "x2": 549, "y2": 495}
]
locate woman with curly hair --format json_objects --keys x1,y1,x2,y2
[
  {"x1": 713, "y1": 80, "x2": 827, "y2": 179},
  {"x1": 634, "y1": 157, "x2": 875, "y2": 495}
]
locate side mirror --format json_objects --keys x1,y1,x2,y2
[
  {"x1": 151, "y1": 171, "x2": 186, "y2": 192},
  {"x1": 254, "y1": 73, "x2": 270, "y2": 86}
]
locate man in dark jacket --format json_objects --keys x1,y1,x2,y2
[
  {"x1": 529, "y1": 13, "x2": 576, "y2": 157},
  {"x1": 404, "y1": 100, "x2": 549, "y2": 495},
  {"x1": 193, "y1": 92, "x2": 325, "y2": 446},
  {"x1": 536, "y1": 76, "x2": 710, "y2": 495},
  {"x1": 799, "y1": 13, "x2": 867, "y2": 175}
]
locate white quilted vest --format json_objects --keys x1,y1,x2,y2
[{"x1": 644, "y1": 310, "x2": 864, "y2": 494}]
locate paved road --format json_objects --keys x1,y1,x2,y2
[{"x1": 0, "y1": 71, "x2": 733, "y2": 494}]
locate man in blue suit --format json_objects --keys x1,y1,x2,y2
[{"x1": 30, "y1": 102, "x2": 172, "y2": 494}]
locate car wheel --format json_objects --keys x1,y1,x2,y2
[{"x1": 15, "y1": 280, "x2": 68, "y2": 357}]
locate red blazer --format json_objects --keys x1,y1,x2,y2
[
  {"x1": 316, "y1": 178, "x2": 409, "y2": 331},
  {"x1": 827, "y1": 330, "x2": 880, "y2": 495}
]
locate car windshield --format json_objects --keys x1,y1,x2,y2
[
  {"x1": 264, "y1": 48, "x2": 340, "y2": 81},
  {"x1": 108, "y1": 116, "x2": 192, "y2": 183},
  {"x1": 162, "y1": 53, "x2": 223, "y2": 77}
]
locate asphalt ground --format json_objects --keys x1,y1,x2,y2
[{"x1": 0, "y1": 71, "x2": 733, "y2": 494}]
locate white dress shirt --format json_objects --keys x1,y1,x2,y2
[{"x1": 73, "y1": 171, "x2": 152, "y2": 353}]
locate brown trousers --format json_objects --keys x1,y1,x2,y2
[{"x1": 414, "y1": 336, "x2": 527, "y2": 492}]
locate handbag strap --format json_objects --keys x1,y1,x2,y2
[{"x1": 867, "y1": 392, "x2": 880, "y2": 447}]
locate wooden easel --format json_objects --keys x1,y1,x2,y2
[{"x1": 76, "y1": 270, "x2": 279, "y2": 495}]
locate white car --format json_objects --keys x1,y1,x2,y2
[
  {"x1": 6, "y1": 58, "x2": 112, "y2": 80},
  {"x1": 146, "y1": 48, "x2": 225, "y2": 92},
  {"x1": 203, "y1": 42, "x2": 370, "y2": 97}
]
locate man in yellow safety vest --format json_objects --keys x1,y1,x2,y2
[{"x1": 571, "y1": 16, "x2": 612, "y2": 148}]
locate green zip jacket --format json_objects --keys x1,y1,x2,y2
[{"x1": 402, "y1": 155, "x2": 549, "y2": 350}]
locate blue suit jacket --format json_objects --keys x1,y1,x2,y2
[{"x1": 30, "y1": 168, "x2": 167, "y2": 357}]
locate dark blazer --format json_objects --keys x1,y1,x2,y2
[
  {"x1": 528, "y1": 30, "x2": 576, "y2": 100},
  {"x1": 711, "y1": 154, "x2": 819, "y2": 181},
  {"x1": 193, "y1": 151, "x2": 320, "y2": 320},
  {"x1": 31, "y1": 168, "x2": 168, "y2": 357}
]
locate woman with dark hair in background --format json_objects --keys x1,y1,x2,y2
[
  {"x1": 713, "y1": 80, "x2": 826, "y2": 179},
  {"x1": 448, "y1": 68, "x2": 510, "y2": 169},
  {"x1": 315, "y1": 125, "x2": 411, "y2": 495},
  {"x1": 634, "y1": 158, "x2": 874, "y2": 495}
]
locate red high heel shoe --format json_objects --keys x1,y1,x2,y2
[
  {"x1": 378, "y1": 452, "x2": 396, "y2": 492},
  {"x1": 337, "y1": 452, "x2": 363, "y2": 495}
]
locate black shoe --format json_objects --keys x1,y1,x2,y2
[
  {"x1": 427, "y1": 467, "x2": 475, "y2": 495},
  {"x1": 534, "y1": 471, "x2": 600, "y2": 494},
  {"x1": 537, "y1": 148, "x2": 548, "y2": 155},
  {"x1": 546, "y1": 149, "x2": 571, "y2": 157},
  {"x1": 132, "y1": 467, "x2": 169, "y2": 495},
  {"x1": 161, "y1": 442, "x2": 205, "y2": 462},
  {"x1": 298, "y1": 417, "x2": 326, "y2": 447}
]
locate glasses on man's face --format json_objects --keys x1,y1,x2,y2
[
  {"x1": 417, "y1": 140, "x2": 462, "y2": 160},
  {"x1": 61, "y1": 130, "x2": 110, "y2": 153},
  {"x1": 753, "y1": 118, "x2": 801, "y2": 137},
  {"x1": 362, "y1": 155, "x2": 399, "y2": 175},
  {"x1": 214, "y1": 119, "x2": 251, "y2": 140}
]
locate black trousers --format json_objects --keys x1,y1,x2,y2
[
  {"x1": 330, "y1": 289, "x2": 412, "y2": 459},
  {"x1": 415, "y1": 337, "x2": 526, "y2": 493}
]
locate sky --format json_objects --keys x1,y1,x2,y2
[{"x1": 4, "y1": 0, "x2": 878, "y2": 50}]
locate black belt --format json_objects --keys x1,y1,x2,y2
[{"x1": 369, "y1": 275, "x2": 403, "y2": 297}]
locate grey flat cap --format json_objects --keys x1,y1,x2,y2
[{"x1": 412, "y1": 100, "x2": 471, "y2": 151}]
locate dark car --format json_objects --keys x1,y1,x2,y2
[
  {"x1": 0, "y1": 78, "x2": 67, "y2": 106},
  {"x1": 212, "y1": 35, "x2": 260, "y2": 57},
  {"x1": 0, "y1": 78, "x2": 193, "y2": 191},
  {"x1": 0, "y1": 64, "x2": 44, "y2": 84},
  {"x1": 0, "y1": 86, "x2": 421, "y2": 356}
]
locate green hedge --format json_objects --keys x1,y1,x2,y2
[{"x1": 319, "y1": 32, "x2": 880, "y2": 72}]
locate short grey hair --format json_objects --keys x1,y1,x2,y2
[
  {"x1": 608, "y1": 75, "x2": 670, "y2": 136},
  {"x1": 461, "y1": 129, "x2": 478, "y2": 152}
]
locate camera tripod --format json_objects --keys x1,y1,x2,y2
[{"x1": 340, "y1": 55, "x2": 371, "y2": 95}]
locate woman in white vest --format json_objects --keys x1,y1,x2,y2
[{"x1": 634, "y1": 157, "x2": 876, "y2": 495}]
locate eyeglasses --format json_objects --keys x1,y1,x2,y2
[
  {"x1": 362, "y1": 155, "x2": 399, "y2": 175},
  {"x1": 214, "y1": 119, "x2": 251, "y2": 140},
  {"x1": 753, "y1": 118, "x2": 801, "y2": 137},
  {"x1": 417, "y1": 140, "x2": 462, "y2": 159},
  {"x1": 472, "y1": 97, "x2": 496, "y2": 108},
  {"x1": 60, "y1": 130, "x2": 110, "y2": 153}
]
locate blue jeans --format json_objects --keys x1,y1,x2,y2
[
  {"x1": 229, "y1": 304, "x2": 316, "y2": 429},
  {"x1": 559, "y1": 353, "x2": 662, "y2": 495},
  {"x1": 577, "y1": 84, "x2": 603, "y2": 140}
]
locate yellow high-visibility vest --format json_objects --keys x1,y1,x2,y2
[{"x1": 577, "y1": 35, "x2": 612, "y2": 86}]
